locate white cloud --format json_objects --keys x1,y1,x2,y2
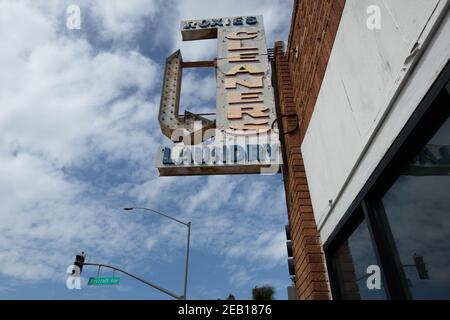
[
  {"x1": 0, "y1": 0, "x2": 290, "y2": 296},
  {"x1": 180, "y1": 70, "x2": 216, "y2": 114},
  {"x1": 0, "y1": 0, "x2": 160, "y2": 281},
  {"x1": 91, "y1": 0, "x2": 160, "y2": 41},
  {"x1": 129, "y1": 175, "x2": 288, "y2": 268},
  {"x1": 23, "y1": 0, "x2": 161, "y2": 42},
  {"x1": 165, "y1": 0, "x2": 294, "y2": 61}
]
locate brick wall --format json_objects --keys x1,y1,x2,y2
[
  {"x1": 335, "y1": 241, "x2": 361, "y2": 299},
  {"x1": 273, "y1": 0, "x2": 346, "y2": 300}
]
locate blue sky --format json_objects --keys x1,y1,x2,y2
[{"x1": 0, "y1": 0, "x2": 294, "y2": 300}]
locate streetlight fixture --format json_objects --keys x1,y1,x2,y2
[{"x1": 123, "y1": 207, "x2": 191, "y2": 300}]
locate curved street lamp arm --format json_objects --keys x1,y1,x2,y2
[{"x1": 128, "y1": 207, "x2": 189, "y2": 226}]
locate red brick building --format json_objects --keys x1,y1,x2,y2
[{"x1": 274, "y1": 0, "x2": 346, "y2": 300}]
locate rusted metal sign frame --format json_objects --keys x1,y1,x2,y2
[{"x1": 157, "y1": 15, "x2": 281, "y2": 175}]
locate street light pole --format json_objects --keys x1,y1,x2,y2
[
  {"x1": 183, "y1": 221, "x2": 191, "y2": 300},
  {"x1": 123, "y1": 207, "x2": 191, "y2": 300}
]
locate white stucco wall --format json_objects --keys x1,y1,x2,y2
[{"x1": 301, "y1": 0, "x2": 450, "y2": 243}]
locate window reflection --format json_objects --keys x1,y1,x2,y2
[
  {"x1": 381, "y1": 114, "x2": 450, "y2": 299},
  {"x1": 333, "y1": 218, "x2": 387, "y2": 300}
]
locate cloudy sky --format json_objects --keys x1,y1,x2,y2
[{"x1": 0, "y1": 0, "x2": 293, "y2": 299}]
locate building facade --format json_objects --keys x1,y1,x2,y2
[{"x1": 274, "y1": 0, "x2": 450, "y2": 299}]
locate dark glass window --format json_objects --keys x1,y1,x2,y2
[
  {"x1": 380, "y1": 112, "x2": 450, "y2": 299},
  {"x1": 327, "y1": 72, "x2": 450, "y2": 300},
  {"x1": 331, "y1": 217, "x2": 387, "y2": 300}
]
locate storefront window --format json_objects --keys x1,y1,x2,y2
[
  {"x1": 331, "y1": 218, "x2": 387, "y2": 300},
  {"x1": 380, "y1": 114, "x2": 450, "y2": 299}
]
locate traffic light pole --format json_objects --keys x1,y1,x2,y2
[
  {"x1": 83, "y1": 262, "x2": 182, "y2": 300},
  {"x1": 74, "y1": 208, "x2": 191, "y2": 300}
]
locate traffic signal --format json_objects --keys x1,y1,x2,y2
[
  {"x1": 74, "y1": 251, "x2": 86, "y2": 274},
  {"x1": 285, "y1": 224, "x2": 291, "y2": 241},
  {"x1": 286, "y1": 240, "x2": 293, "y2": 257},
  {"x1": 414, "y1": 254, "x2": 429, "y2": 280},
  {"x1": 288, "y1": 258, "x2": 295, "y2": 276},
  {"x1": 285, "y1": 225, "x2": 295, "y2": 276}
]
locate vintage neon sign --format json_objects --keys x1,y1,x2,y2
[{"x1": 157, "y1": 15, "x2": 280, "y2": 176}]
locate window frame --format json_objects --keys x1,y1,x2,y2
[{"x1": 324, "y1": 60, "x2": 450, "y2": 300}]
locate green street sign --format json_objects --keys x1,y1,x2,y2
[{"x1": 88, "y1": 277, "x2": 120, "y2": 285}]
